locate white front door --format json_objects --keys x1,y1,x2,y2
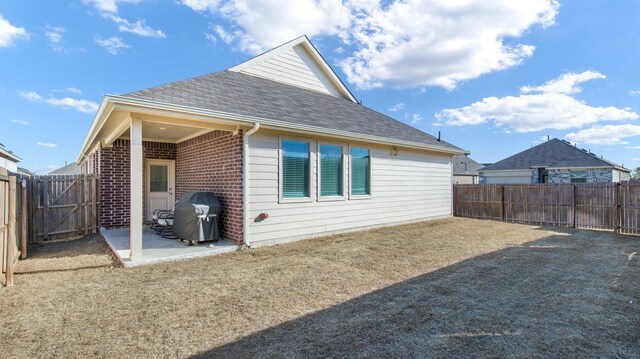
[{"x1": 146, "y1": 159, "x2": 175, "y2": 221}]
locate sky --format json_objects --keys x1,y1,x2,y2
[{"x1": 1, "y1": 0, "x2": 639, "y2": 174}]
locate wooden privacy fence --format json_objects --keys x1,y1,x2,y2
[
  {"x1": 2, "y1": 173, "x2": 98, "y2": 286},
  {"x1": 453, "y1": 183, "x2": 640, "y2": 235},
  {"x1": 30, "y1": 174, "x2": 98, "y2": 242},
  {"x1": 1, "y1": 170, "x2": 28, "y2": 286}
]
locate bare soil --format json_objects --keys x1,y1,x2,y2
[{"x1": 1, "y1": 217, "x2": 638, "y2": 358}]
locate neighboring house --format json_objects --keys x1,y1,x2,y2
[
  {"x1": 480, "y1": 138, "x2": 631, "y2": 184},
  {"x1": 16, "y1": 167, "x2": 34, "y2": 177},
  {"x1": 453, "y1": 154, "x2": 483, "y2": 184},
  {"x1": 77, "y1": 35, "x2": 465, "y2": 257},
  {"x1": 49, "y1": 162, "x2": 82, "y2": 175},
  {"x1": 0, "y1": 144, "x2": 21, "y2": 173}
]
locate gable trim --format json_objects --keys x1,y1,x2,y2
[{"x1": 229, "y1": 35, "x2": 357, "y2": 103}]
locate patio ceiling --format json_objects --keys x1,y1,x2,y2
[{"x1": 84, "y1": 106, "x2": 244, "y2": 152}]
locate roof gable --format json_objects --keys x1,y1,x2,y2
[
  {"x1": 481, "y1": 139, "x2": 625, "y2": 171},
  {"x1": 229, "y1": 36, "x2": 356, "y2": 102}
]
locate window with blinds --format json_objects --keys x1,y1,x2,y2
[
  {"x1": 282, "y1": 139, "x2": 310, "y2": 198},
  {"x1": 351, "y1": 147, "x2": 370, "y2": 196},
  {"x1": 320, "y1": 144, "x2": 343, "y2": 197}
]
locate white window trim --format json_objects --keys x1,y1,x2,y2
[
  {"x1": 348, "y1": 145, "x2": 373, "y2": 200},
  {"x1": 278, "y1": 136, "x2": 314, "y2": 204},
  {"x1": 317, "y1": 141, "x2": 347, "y2": 202}
]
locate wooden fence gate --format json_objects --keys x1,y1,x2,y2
[
  {"x1": 453, "y1": 183, "x2": 640, "y2": 235},
  {"x1": 30, "y1": 174, "x2": 98, "y2": 242}
]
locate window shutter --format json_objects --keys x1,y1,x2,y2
[
  {"x1": 320, "y1": 144, "x2": 343, "y2": 197},
  {"x1": 351, "y1": 147, "x2": 370, "y2": 195},
  {"x1": 282, "y1": 140, "x2": 310, "y2": 198}
]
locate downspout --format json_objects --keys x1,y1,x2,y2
[{"x1": 243, "y1": 122, "x2": 260, "y2": 247}]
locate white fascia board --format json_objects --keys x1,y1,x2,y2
[
  {"x1": 0, "y1": 147, "x2": 21, "y2": 163},
  {"x1": 76, "y1": 98, "x2": 115, "y2": 163},
  {"x1": 480, "y1": 169, "x2": 534, "y2": 173},
  {"x1": 545, "y1": 166, "x2": 622, "y2": 171},
  {"x1": 103, "y1": 95, "x2": 466, "y2": 156}
]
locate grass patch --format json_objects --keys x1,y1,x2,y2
[{"x1": 1, "y1": 217, "x2": 638, "y2": 357}]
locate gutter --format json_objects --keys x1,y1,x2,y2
[{"x1": 242, "y1": 122, "x2": 260, "y2": 247}]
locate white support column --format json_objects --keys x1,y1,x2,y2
[{"x1": 130, "y1": 117, "x2": 143, "y2": 260}]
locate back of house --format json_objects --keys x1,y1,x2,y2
[{"x1": 77, "y1": 35, "x2": 465, "y2": 250}]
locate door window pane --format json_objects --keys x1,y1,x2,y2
[
  {"x1": 320, "y1": 144, "x2": 343, "y2": 197},
  {"x1": 282, "y1": 140, "x2": 310, "y2": 198},
  {"x1": 150, "y1": 165, "x2": 168, "y2": 192}
]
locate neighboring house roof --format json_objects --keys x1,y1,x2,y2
[
  {"x1": 17, "y1": 167, "x2": 35, "y2": 177},
  {"x1": 0, "y1": 145, "x2": 21, "y2": 163},
  {"x1": 481, "y1": 139, "x2": 629, "y2": 172},
  {"x1": 123, "y1": 71, "x2": 461, "y2": 152},
  {"x1": 49, "y1": 162, "x2": 81, "y2": 175},
  {"x1": 453, "y1": 155, "x2": 484, "y2": 175}
]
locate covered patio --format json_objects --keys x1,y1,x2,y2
[
  {"x1": 78, "y1": 95, "x2": 252, "y2": 264},
  {"x1": 102, "y1": 227, "x2": 238, "y2": 267}
]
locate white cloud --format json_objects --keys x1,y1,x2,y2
[
  {"x1": 565, "y1": 125, "x2": 640, "y2": 146},
  {"x1": 342, "y1": 0, "x2": 558, "y2": 89},
  {"x1": 629, "y1": 90, "x2": 640, "y2": 95},
  {"x1": 521, "y1": 71, "x2": 606, "y2": 94},
  {"x1": 334, "y1": 46, "x2": 345, "y2": 54},
  {"x1": 103, "y1": 14, "x2": 166, "y2": 38},
  {"x1": 410, "y1": 113, "x2": 422, "y2": 124},
  {"x1": 388, "y1": 102, "x2": 405, "y2": 112},
  {"x1": 204, "y1": 32, "x2": 217, "y2": 44},
  {"x1": 37, "y1": 142, "x2": 58, "y2": 148},
  {"x1": 436, "y1": 71, "x2": 639, "y2": 132},
  {"x1": 624, "y1": 145, "x2": 640, "y2": 150},
  {"x1": 83, "y1": 0, "x2": 141, "y2": 13},
  {"x1": 46, "y1": 97, "x2": 99, "y2": 113},
  {"x1": 95, "y1": 36, "x2": 130, "y2": 54},
  {"x1": 53, "y1": 87, "x2": 83, "y2": 95},
  {"x1": 44, "y1": 26, "x2": 64, "y2": 44},
  {"x1": 532, "y1": 135, "x2": 550, "y2": 145},
  {"x1": 180, "y1": 0, "x2": 351, "y2": 54},
  {"x1": 180, "y1": 0, "x2": 558, "y2": 90},
  {"x1": 18, "y1": 91, "x2": 43, "y2": 102},
  {"x1": 11, "y1": 119, "x2": 29, "y2": 125},
  {"x1": 0, "y1": 14, "x2": 29, "y2": 47}
]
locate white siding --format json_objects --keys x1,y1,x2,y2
[
  {"x1": 247, "y1": 131, "x2": 453, "y2": 246},
  {"x1": 481, "y1": 170, "x2": 533, "y2": 184},
  {"x1": 237, "y1": 45, "x2": 344, "y2": 98},
  {"x1": 0, "y1": 157, "x2": 17, "y2": 173}
]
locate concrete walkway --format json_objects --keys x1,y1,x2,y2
[{"x1": 101, "y1": 227, "x2": 238, "y2": 267}]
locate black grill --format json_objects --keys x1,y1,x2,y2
[{"x1": 172, "y1": 192, "x2": 221, "y2": 243}]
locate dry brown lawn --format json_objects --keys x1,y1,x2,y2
[{"x1": 1, "y1": 217, "x2": 638, "y2": 358}]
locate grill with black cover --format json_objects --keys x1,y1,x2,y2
[{"x1": 172, "y1": 192, "x2": 221, "y2": 243}]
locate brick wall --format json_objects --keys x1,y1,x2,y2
[
  {"x1": 98, "y1": 139, "x2": 176, "y2": 228},
  {"x1": 176, "y1": 130, "x2": 244, "y2": 244}
]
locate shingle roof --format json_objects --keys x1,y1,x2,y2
[
  {"x1": 453, "y1": 155, "x2": 484, "y2": 175},
  {"x1": 481, "y1": 139, "x2": 626, "y2": 171},
  {"x1": 49, "y1": 162, "x2": 81, "y2": 175},
  {"x1": 123, "y1": 71, "x2": 462, "y2": 152}
]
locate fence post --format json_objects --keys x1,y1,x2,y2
[
  {"x1": 20, "y1": 179, "x2": 27, "y2": 259},
  {"x1": 572, "y1": 185, "x2": 577, "y2": 228},
  {"x1": 500, "y1": 185, "x2": 505, "y2": 222},
  {"x1": 5, "y1": 176, "x2": 16, "y2": 287},
  {"x1": 615, "y1": 182, "x2": 621, "y2": 234}
]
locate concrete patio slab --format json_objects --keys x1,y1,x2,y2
[{"x1": 101, "y1": 227, "x2": 238, "y2": 267}]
